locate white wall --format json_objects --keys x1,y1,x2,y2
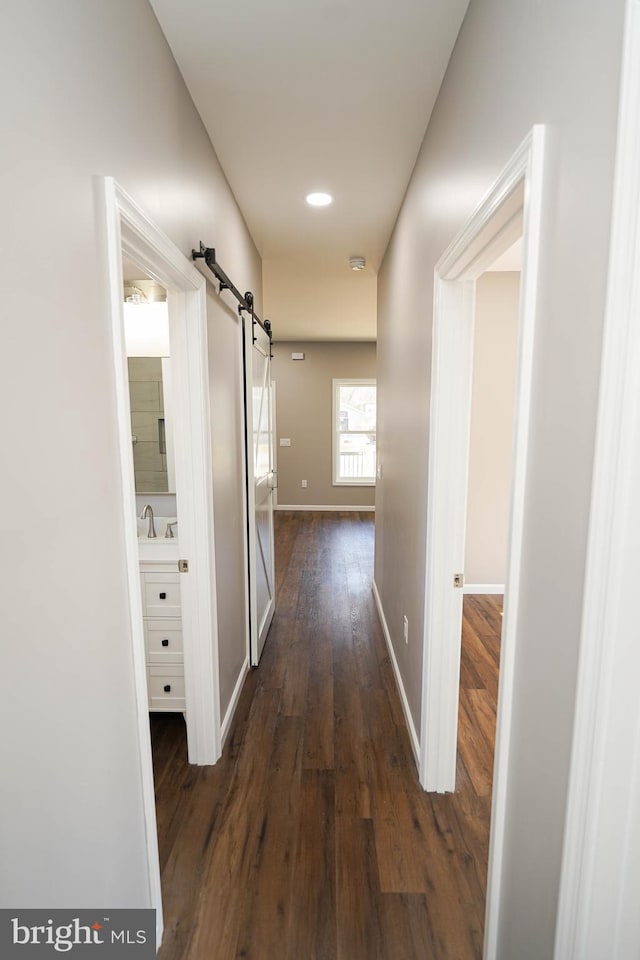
[
  {"x1": 374, "y1": 0, "x2": 626, "y2": 956},
  {"x1": 465, "y1": 272, "x2": 519, "y2": 586},
  {"x1": 0, "y1": 0, "x2": 258, "y2": 908}
]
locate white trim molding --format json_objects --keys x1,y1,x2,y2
[
  {"x1": 220, "y1": 659, "x2": 250, "y2": 747},
  {"x1": 104, "y1": 178, "x2": 222, "y2": 766},
  {"x1": 99, "y1": 178, "x2": 223, "y2": 944},
  {"x1": 100, "y1": 177, "x2": 164, "y2": 944},
  {"x1": 555, "y1": 3, "x2": 640, "y2": 957},
  {"x1": 372, "y1": 581, "x2": 420, "y2": 765},
  {"x1": 416, "y1": 127, "x2": 546, "y2": 960},
  {"x1": 484, "y1": 128, "x2": 546, "y2": 960}
]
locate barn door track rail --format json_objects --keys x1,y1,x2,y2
[{"x1": 192, "y1": 242, "x2": 273, "y2": 344}]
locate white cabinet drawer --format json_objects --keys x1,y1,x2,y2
[
  {"x1": 141, "y1": 571, "x2": 181, "y2": 618},
  {"x1": 144, "y1": 620, "x2": 183, "y2": 663},
  {"x1": 147, "y1": 665, "x2": 185, "y2": 711}
]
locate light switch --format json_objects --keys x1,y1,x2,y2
[{"x1": 279, "y1": 438, "x2": 291, "y2": 447}]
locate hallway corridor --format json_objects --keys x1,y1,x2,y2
[{"x1": 153, "y1": 512, "x2": 500, "y2": 960}]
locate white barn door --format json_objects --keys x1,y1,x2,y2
[{"x1": 245, "y1": 318, "x2": 276, "y2": 665}]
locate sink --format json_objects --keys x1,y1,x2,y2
[
  {"x1": 136, "y1": 516, "x2": 179, "y2": 563},
  {"x1": 136, "y1": 516, "x2": 178, "y2": 541}
]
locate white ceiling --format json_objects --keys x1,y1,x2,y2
[{"x1": 149, "y1": 0, "x2": 470, "y2": 338}]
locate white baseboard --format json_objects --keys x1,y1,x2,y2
[
  {"x1": 463, "y1": 583, "x2": 505, "y2": 595},
  {"x1": 220, "y1": 657, "x2": 249, "y2": 747},
  {"x1": 275, "y1": 504, "x2": 375, "y2": 512},
  {"x1": 372, "y1": 579, "x2": 420, "y2": 766}
]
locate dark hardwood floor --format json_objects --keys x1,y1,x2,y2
[{"x1": 152, "y1": 511, "x2": 502, "y2": 960}]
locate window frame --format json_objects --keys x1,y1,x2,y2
[{"x1": 332, "y1": 377, "x2": 377, "y2": 487}]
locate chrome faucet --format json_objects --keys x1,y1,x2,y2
[
  {"x1": 165, "y1": 520, "x2": 178, "y2": 539},
  {"x1": 140, "y1": 504, "x2": 157, "y2": 539}
]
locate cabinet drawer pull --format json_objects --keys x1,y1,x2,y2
[
  {"x1": 161, "y1": 638, "x2": 169, "y2": 647},
  {"x1": 159, "y1": 592, "x2": 167, "y2": 600},
  {"x1": 163, "y1": 684, "x2": 171, "y2": 693}
]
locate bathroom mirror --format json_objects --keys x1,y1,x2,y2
[
  {"x1": 123, "y1": 274, "x2": 175, "y2": 494},
  {"x1": 128, "y1": 356, "x2": 175, "y2": 493}
]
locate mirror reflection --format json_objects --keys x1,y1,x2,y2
[
  {"x1": 123, "y1": 274, "x2": 175, "y2": 494},
  {"x1": 128, "y1": 356, "x2": 174, "y2": 493}
]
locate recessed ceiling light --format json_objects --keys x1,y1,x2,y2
[{"x1": 305, "y1": 191, "x2": 333, "y2": 207}]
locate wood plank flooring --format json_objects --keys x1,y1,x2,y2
[{"x1": 152, "y1": 511, "x2": 502, "y2": 960}]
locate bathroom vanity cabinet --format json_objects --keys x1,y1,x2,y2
[{"x1": 140, "y1": 564, "x2": 185, "y2": 711}]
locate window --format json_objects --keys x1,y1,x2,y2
[{"x1": 333, "y1": 379, "x2": 376, "y2": 485}]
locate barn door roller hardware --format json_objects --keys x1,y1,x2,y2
[{"x1": 192, "y1": 242, "x2": 273, "y2": 347}]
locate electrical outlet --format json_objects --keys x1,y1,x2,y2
[
  {"x1": 403, "y1": 615, "x2": 409, "y2": 644},
  {"x1": 301, "y1": 479, "x2": 307, "y2": 488}
]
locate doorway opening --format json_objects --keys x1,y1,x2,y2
[
  {"x1": 122, "y1": 263, "x2": 189, "y2": 755},
  {"x1": 457, "y1": 258, "x2": 521, "y2": 821},
  {"x1": 419, "y1": 127, "x2": 545, "y2": 958},
  {"x1": 100, "y1": 178, "x2": 222, "y2": 944}
]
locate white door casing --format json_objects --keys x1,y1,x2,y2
[
  {"x1": 245, "y1": 318, "x2": 276, "y2": 664},
  {"x1": 100, "y1": 177, "x2": 222, "y2": 947},
  {"x1": 419, "y1": 128, "x2": 545, "y2": 958},
  {"x1": 554, "y1": 2, "x2": 640, "y2": 955}
]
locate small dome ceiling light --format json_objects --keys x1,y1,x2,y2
[
  {"x1": 349, "y1": 256, "x2": 366, "y2": 271},
  {"x1": 305, "y1": 191, "x2": 333, "y2": 207},
  {"x1": 124, "y1": 285, "x2": 147, "y2": 304},
  {"x1": 124, "y1": 279, "x2": 166, "y2": 303}
]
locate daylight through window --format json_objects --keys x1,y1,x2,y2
[{"x1": 333, "y1": 379, "x2": 376, "y2": 485}]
